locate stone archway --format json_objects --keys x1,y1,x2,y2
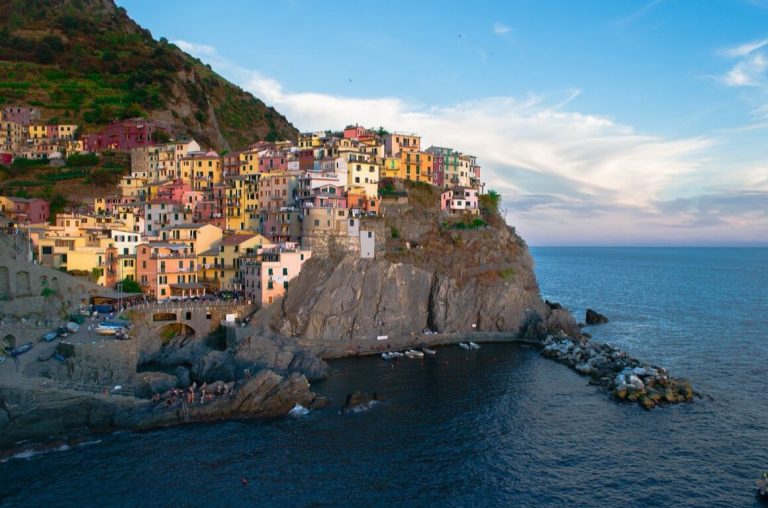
[
  {"x1": 15, "y1": 271, "x2": 31, "y2": 297},
  {"x1": 157, "y1": 322, "x2": 196, "y2": 345}
]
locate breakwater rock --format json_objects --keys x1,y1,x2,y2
[{"x1": 541, "y1": 336, "x2": 696, "y2": 410}]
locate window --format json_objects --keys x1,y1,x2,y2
[
  {"x1": 283, "y1": 281, "x2": 288, "y2": 289},
  {"x1": 368, "y1": 232, "x2": 373, "y2": 238},
  {"x1": 267, "y1": 281, "x2": 273, "y2": 290},
  {"x1": 268, "y1": 268, "x2": 273, "y2": 276},
  {"x1": 282, "y1": 268, "x2": 288, "y2": 275}
]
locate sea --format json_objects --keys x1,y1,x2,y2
[{"x1": 1, "y1": 247, "x2": 766, "y2": 507}]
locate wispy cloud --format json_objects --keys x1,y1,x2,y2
[
  {"x1": 720, "y1": 37, "x2": 768, "y2": 57},
  {"x1": 174, "y1": 40, "x2": 218, "y2": 58},
  {"x1": 616, "y1": 0, "x2": 666, "y2": 25},
  {"x1": 493, "y1": 22, "x2": 512, "y2": 36},
  {"x1": 175, "y1": 39, "x2": 768, "y2": 246}
]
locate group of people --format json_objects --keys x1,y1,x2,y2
[{"x1": 152, "y1": 381, "x2": 235, "y2": 408}]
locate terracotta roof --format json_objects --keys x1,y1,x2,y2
[{"x1": 221, "y1": 234, "x2": 257, "y2": 246}]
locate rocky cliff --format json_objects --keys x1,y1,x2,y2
[{"x1": 252, "y1": 184, "x2": 579, "y2": 347}]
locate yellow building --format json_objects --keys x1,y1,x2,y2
[
  {"x1": 1, "y1": 120, "x2": 25, "y2": 151},
  {"x1": 28, "y1": 124, "x2": 46, "y2": 140},
  {"x1": 159, "y1": 223, "x2": 223, "y2": 254},
  {"x1": 346, "y1": 152, "x2": 380, "y2": 198},
  {"x1": 398, "y1": 151, "x2": 432, "y2": 184},
  {"x1": 382, "y1": 156, "x2": 401, "y2": 179},
  {"x1": 198, "y1": 232, "x2": 270, "y2": 290},
  {"x1": 298, "y1": 131, "x2": 325, "y2": 149},
  {"x1": 57, "y1": 124, "x2": 77, "y2": 140},
  {"x1": 179, "y1": 152, "x2": 222, "y2": 191}
]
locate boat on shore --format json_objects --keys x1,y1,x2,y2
[
  {"x1": 458, "y1": 342, "x2": 470, "y2": 350},
  {"x1": 406, "y1": 349, "x2": 424, "y2": 359},
  {"x1": 422, "y1": 347, "x2": 436, "y2": 355},
  {"x1": 95, "y1": 325, "x2": 121, "y2": 336},
  {"x1": 9, "y1": 342, "x2": 33, "y2": 357},
  {"x1": 41, "y1": 331, "x2": 58, "y2": 342},
  {"x1": 468, "y1": 342, "x2": 481, "y2": 350}
]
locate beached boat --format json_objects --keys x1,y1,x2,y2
[
  {"x1": 422, "y1": 347, "x2": 436, "y2": 355},
  {"x1": 458, "y1": 342, "x2": 470, "y2": 350},
  {"x1": 96, "y1": 325, "x2": 121, "y2": 336},
  {"x1": 468, "y1": 342, "x2": 481, "y2": 350},
  {"x1": 381, "y1": 352, "x2": 394, "y2": 360},
  {"x1": 9, "y1": 342, "x2": 33, "y2": 357},
  {"x1": 41, "y1": 331, "x2": 58, "y2": 342},
  {"x1": 66, "y1": 322, "x2": 80, "y2": 334}
]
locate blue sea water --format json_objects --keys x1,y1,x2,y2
[{"x1": 1, "y1": 247, "x2": 767, "y2": 507}]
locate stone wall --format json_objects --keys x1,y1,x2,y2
[{"x1": 0, "y1": 234, "x2": 100, "y2": 319}]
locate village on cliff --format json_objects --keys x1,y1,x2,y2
[{"x1": 0, "y1": 107, "x2": 489, "y2": 307}]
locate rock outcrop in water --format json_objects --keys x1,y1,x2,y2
[
  {"x1": 541, "y1": 335, "x2": 695, "y2": 409},
  {"x1": 585, "y1": 309, "x2": 610, "y2": 325}
]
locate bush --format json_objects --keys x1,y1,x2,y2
[
  {"x1": 66, "y1": 152, "x2": 98, "y2": 167},
  {"x1": 390, "y1": 226, "x2": 399, "y2": 239}
]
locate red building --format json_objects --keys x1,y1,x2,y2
[{"x1": 82, "y1": 118, "x2": 172, "y2": 152}]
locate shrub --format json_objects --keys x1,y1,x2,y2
[
  {"x1": 65, "y1": 152, "x2": 98, "y2": 167},
  {"x1": 390, "y1": 226, "x2": 399, "y2": 239}
]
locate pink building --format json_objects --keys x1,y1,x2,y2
[
  {"x1": 2, "y1": 106, "x2": 39, "y2": 126},
  {"x1": 136, "y1": 242, "x2": 200, "y2": 300},
  {"x1": 0, "y1": 197, "x2": 50, "y2": 223},
  {"x1": 258, "y1": 150, "x2": 289, "y2": 173},
  {"x1": 156, "y1": 180, "x2": 191, "y2": 202},
  {"x1": 440, "y1": 187, "x2": 479, "y2": 215},
  {"x1": 82, "y1": 118, "x2": 172, "y2": 152},
  {"x1": 238, "y1": 243, "x2": 312, "y2": 306}
]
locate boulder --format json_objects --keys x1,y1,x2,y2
[
  {"x1": 135, "y1": 372, "x2": 178, "y2": 398},
  {"x1": 585, "y1": 309, "x2": 609, "y2": 325},
  {"x1": 341, "y1": 391, "x2": 378, "y2": 414},
  {"x1": 174, "y1": 366, "x2": 191, "y2": 388}
]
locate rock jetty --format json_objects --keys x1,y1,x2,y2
[{"x1": 541, "y1": 335, "x2": 695, "y2": 410}]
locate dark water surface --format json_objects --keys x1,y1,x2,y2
[{"x1": 1, "y1": 247, "x2": 766, "y2": 507}]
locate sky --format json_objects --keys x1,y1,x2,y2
[{"x1": 116, "y1": 0, "x2": 768, "y2": 246}]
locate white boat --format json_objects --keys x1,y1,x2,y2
[
  {"x1": 288, "y1": 403, "x2": 310, "y2": 417},
  {"x1": 459, "y1": 342, "x2": 470, "y2": 350},
  {"x1": 389, "y1": 351, "x2": 404, "y2": 358},
  {"x1": 405, "y1": 349, "x2": 424, "y2": 359},
  {"x1": 468, "y1": 342, "x2": 481, "y2": 350},
  {"x1": 381, "y1": 352, "x2": 394, "y2": 360},
  {"x1": 422, "y1": 347, "x2": 436, "y2": 355},
  {"x1": 95, "y1": 325, "x2": 121, "y2": 336},
  {"x1": 66, "y1": 322, "x2": 80, "y2": 333},
  {"x1": 376, "y1": 335, "x2": 388, "y2": 341}
]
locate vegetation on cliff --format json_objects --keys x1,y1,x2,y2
[{"x1": 0, "y1": 0, "x2": 298, "y2": 149}]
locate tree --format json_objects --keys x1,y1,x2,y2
[
  {"x1": 479, "y1": 189, "x2": 502, "y2": 218},
  {"x1": 118, "y1": 278, "x2": 142, "y2": 293}
]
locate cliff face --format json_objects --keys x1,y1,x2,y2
[
  {"x1": 254, "y1": 186, "x2": 579, "y2": 344},
  {"x1": 0, "y1": 0, "x2": 298, "y2": 149}
]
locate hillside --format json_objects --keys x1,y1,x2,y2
[{"x1": 0, "y1": 0, "x2": 298, "y2": 150}]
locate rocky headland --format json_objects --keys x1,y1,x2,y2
[{"x1": 0, "y1": 184, "x2": 696, "y2": 451}]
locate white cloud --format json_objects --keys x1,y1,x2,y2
[
  {"x1": 720, "y1": 37, "x2": 768, "y2": 57},
  {"x1": 493, "y1": 23, "x2": 512, "y2": 36},
  {"x1": 176, "y1": 39, "x2": 768, "y2": 245},
  {"x1": 722, "y1": 53, "x2": 768, "y2": 86},
  {"x1": 173, "y1": 40, "x2": 218, "y2": 58}
]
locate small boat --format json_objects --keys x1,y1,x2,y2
[
  {"x1": 389, "y1": 351, "x2": 404, "y2": 358},
  {"x1": 41, "y1": 331, "x2": 58, "y2": 342},
  {"x1": 757, "y1": 472, "x2": 768, "y2": 501},
  {"x1": 95, "y1": 325, "x2": 121, "y2": 336},
  {"x1": 66, "y1": 322, "x2": 80, "y2": 334},
  {"x1": 458, "y1": 342, "x2": 470, "y2": 350},
  {"x1": 9, "y1": 342, "x2": 33, "y2": 357},
  {"x1": 376, "y1": 335, "x2": 388, "y2": 341},
  {"x1": 381, "y1": 352, "x2": 394, "y2": 360},
  {"x1": 468, "y1": 342, "x2": 481, "y2": 350},
  {"x1": 422, "y1": 347, "x2": 436, "y2": 355},
  {"x1": 405, "y1": 349, "x2": 424, "y2": 359}
]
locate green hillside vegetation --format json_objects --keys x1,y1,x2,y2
[
  {"x1": 0, "y1": 150, "x2": 130, "y2": 214},
  {"x1": 0, "y1": 0, "x2": 298, "y2": 149}
]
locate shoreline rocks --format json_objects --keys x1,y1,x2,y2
[{"x1": 541, "y1": 335, "x2": 695, "y2": 410}]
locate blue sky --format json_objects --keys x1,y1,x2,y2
[{"x1": 117, "y1": 0, "x2": 768, "y2": 246}]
